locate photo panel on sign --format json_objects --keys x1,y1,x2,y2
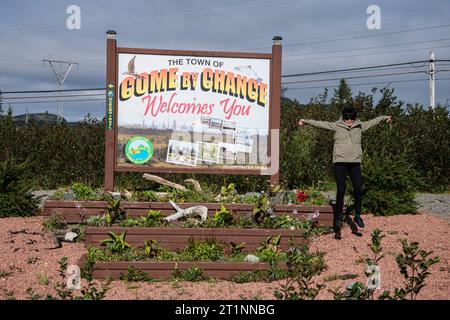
[{"x1": 166, "y1": 139, "x2": 199, "y2": 167}]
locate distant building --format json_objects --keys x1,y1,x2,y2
[{"x1": 12, "y1": 112, "x2": 68, "y2": 126}]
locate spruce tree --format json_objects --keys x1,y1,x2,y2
[{"x1": 332, "y1": 79, "x2": 354, "y2": 113}]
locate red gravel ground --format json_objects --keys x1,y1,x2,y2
[{"x1": 0, "y1": 212, "x2": 449, "y2": 300}]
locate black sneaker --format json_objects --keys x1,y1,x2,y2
[
  {"x1": 354, "y1": 216, "x2": 365, "y2": 228},
  {"x1": 334, "y1": 214, "x2": 342, "y2": 230},
  {"x1": 334, "y1": 231, "x2": 341, "y2": 240}
]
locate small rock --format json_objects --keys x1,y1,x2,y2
[
  {"x1": 108, "y1": 192, "x2": 121, "y2": 200},
  {"x1": 244, "y1": 254, "x2": 260, "y2": 263},
  {"x1": 64, "y1": 232, "x2": 78, "y2": 242},
  {"x1": 156, "y1": 192, "x2": 169, "y2": 201},
  {"x1": 63, "y1": 191, "x2": 75, "y2": 200}
]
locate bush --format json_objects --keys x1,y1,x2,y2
[
  {"x1": 360, "y1": 157, "x2": 419, "y2": 216},
  {"x1": 71, "y1": 183, "x2": 95, "y2": 200},
  {"x1": 1, "y1": 83, "x2": 448, "y2": 192},
  {"x1": 0, "y1": 159, "x2": 40, "y2": 217},
  {"x1": 179, "y1": 239, "x2": 224, "y2": 261}
]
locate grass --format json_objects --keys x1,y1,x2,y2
[
  {"x1": 37, "y1": 273, "x2": 49, "y2": 286},
  {"x1": 0, "y1": 270, "x2": 13, "y2": 278},
  {"x1": 324, "y1": 273, "x2": 359, "y2": 282}
]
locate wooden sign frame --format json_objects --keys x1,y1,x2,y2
[{"x1": 104, "y1": 31, "x2": 281, "y2": 191}]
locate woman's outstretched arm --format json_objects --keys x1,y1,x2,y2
[
  {"x1": 299, "y1": 119, "x2": 336, "y2": 131},
  {"x1": 361, "y1": 116, "x2": 391, "y2": 132}
]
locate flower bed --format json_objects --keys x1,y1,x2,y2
[
  {"x1": 84, "y1": 227, "x2": 307, "y2": 251},
  {"x1": 79, "y1": 234, "x2": 298, "y2": 281},
  {"x1": 42, "y1": 200, "x2": 334, "y2": 226}
]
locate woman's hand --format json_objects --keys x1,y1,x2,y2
[
  {"x1": 298, "y1": 119, "x2": 305, "y2": 126},
  {"x1": 386, "y1": 116, "x2": 392, "y2": 124}
]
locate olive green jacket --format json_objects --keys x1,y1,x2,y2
[{"x1": 303, "y1": 116, "x2": 390, "y2": 163}]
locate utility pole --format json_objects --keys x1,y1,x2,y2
[
  {"x1": 429, "y1": 50, "x2": 435, "y2": 109},
  {"x1": 43, "y1": 56, "x2": 78, "y2": 122}
]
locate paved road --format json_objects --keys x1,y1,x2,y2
[{"x1": 324, "y1": 191, "x2": 450, "y2": 222}]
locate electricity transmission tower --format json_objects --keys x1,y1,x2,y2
[{"x1": 43, "y1": 56, "x2": 78, "y2": 122}]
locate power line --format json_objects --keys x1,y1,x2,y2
[
  {"x1": 0, "y1": 88, "x2": 105, "y2": 94},
  {"x1": 282, "y1": 60, "x2": 436, "y2": 78},
  {"x1": 283, "y1": 23, "x2": 450, "y2": 49},
  {"x1": 282, "y1": 70, "x2": 430, "y2": 85},
  {"x1": 4, "y1": 98, "x2": 105, "y2": 105},
  {"x1": 283, "y1": 37, "x2": 450, "y2": 58},
  {"x1": 284, "y1": 44, "x2": 450, "y2": 63},
  {"x1": 285, "y1": 78, "x2": 450, "y2": 91},
  {"x1": 1, "y1": 93, "x2": 105, "y2": 100}
]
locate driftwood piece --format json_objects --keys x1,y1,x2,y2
[
  {"x1": 164, "y1": 201, "x2": 208, "y2": 222},
  {"x1": 142, "y1": 174, "x2": 187, "y2": 191},
  {"x1": 122, "y1": 189, "x2": 133, "y2": 200},
  {"x1": 184, "y1": 179, "x2": 202, "y2": 192}
]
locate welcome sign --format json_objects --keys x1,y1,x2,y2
[{"x1": 116, "y1": 52, "x2": 272, "y2": 171}]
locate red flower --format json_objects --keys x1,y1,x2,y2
[{"x1": 296, "y1": 190, "x2": 309, "y2": 203}]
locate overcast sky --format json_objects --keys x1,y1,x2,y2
[{"x1": 1, "y1": 0, "x2": 449, "y2": 121}]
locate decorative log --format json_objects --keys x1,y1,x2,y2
[
  {"x1": 122, "y1": 189, "x2": 133, "y2": 200},
  {"x1": 142, "y1": 174, "x2": 187, "y2": 191},
  {"x1": 184, "y1": 179, "x2": 202, "y2": 192},
  {"x1": 164, "y1": 201, "x2": 208, "y2": 223}
]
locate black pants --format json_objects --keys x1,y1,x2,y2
[{"x1": 334, "y1": 163, "x2": 363, "y2": 218}]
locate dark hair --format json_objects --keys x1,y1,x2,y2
[{"x1": 342, "y1": 107, "x2": 357, "y2": 120}]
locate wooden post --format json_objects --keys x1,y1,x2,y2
[
  {"x1": 104, "y1": 30, "x2": 117, "y2": 192},
  {"x1": 270, "y1": 36, "x2": 282, "y2": 187}
]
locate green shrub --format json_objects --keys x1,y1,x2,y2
[
  {"x1": 140, "y1": 210, "x2": 166, "y2": 227},
  {"x1": 232, "y1": 270, "x2": 270, "y2": 283},
  {"x1": 42, "y1": 213, "x2": 67, "y2": 232},
  {"x1": 71, "y1": 183, "x2": 95, "y2": 200},
  {"x1": 0, "y1": 159, "x2": 40, "y2": 217},
  {"x1": 172, "y1": 267, "x2": 205, "y2": 282},
  {"x1": 212, "y1": 204, "x2": 234, "y2": 227},
  {"x1": 273, "y1": 246, "x2": 326, "y2": 300},
  {"x1": 361, "y1": 157, "x2": 419, "y2": 216},
  {"x1": 100, "y1": 232, "x2": 130, "y2": 254},
  {"x1": 132, "y1": 190, "x2": 158, "y2": 202},
  {"x1": 120, "y1": 266, "x2": 154, "y2": 282},
  {"x1": 179, "y1": 239, "x2": 224, "y2": 261}
]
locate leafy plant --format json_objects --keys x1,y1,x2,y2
[
  {"x1": 231, "y1": 271, "x2": 271, "y2": 283},
  {"x1": 252, "y1": 185, "x2": 291, "y2": 226},
  {"x1": 273, "y1": 246, "x2": 326, "y2": 300},
  {"x1": 144, "y1": 240, "x2": 161, "y2": 258},
  {"x1": 226, "y1": 242, "x2": 246, "y2": 256},
  {"x1": 179, "y1": 239, "x2": 224, "y2": 261},
  {"x1": 212, "y1": 204, "x2": 234, "y2": 227},
  {"x1": 220, "y1": 183, "x2": 237, "y2": 202},
  {"x1": 132, "y1": 190, "x2": 158, "y2": 202},
  {"x1": 141, "y1": 210, "x2": 166, "y2": 227},
  {"x1": 172, "y1": 267, "x2": 205, "y2": 282},
  {"x1": 71, "y1": 183, "x2": 95, "y2": 200},
  {"x1": 104, "y1": 198, "x2": 125, "y2": 226},
  {"x1": 86, "y1": 214, "x2": 107, "y2": 227},
  {"x1": 120, "y1": 266, "x2": 154, "y2": 282},
  {"x1": 183, "y1": 267, "x2": 205, "y2": 282},
  {"x1": 360, "y1": 157, "x2": 419, "y2": 216},
  {"x1": 42, "y1": 213, "x2": 67, "y2": 232},
  {"x1": 379, "y1": 239, "x2": 440, "y2": 300},
  {"x1": 257, "y1": 235, "x2": 283, "y2": 263},
  {"x1": 100, "y1": 232, "x2": 130, "y2": 254},
  {"x1": 0, "y1": 159, "x2": 40, "y2": 217},
  {"x1": 52, "y1": 256, "x2": 110, "y2": 300},
  {"x1": 330, "y1": 229, "x2": 385, "y2": 300}
]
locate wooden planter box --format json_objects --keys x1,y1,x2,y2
[
  {"x1": 42, "y1": 200, "x2": 334, "y2": 227},
  {"x1": 85, "y1": 227, "x2": 307, "y2": 252},
  {"x1": 82, "y1": 259, "x2": 272, "y2": 280}
]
